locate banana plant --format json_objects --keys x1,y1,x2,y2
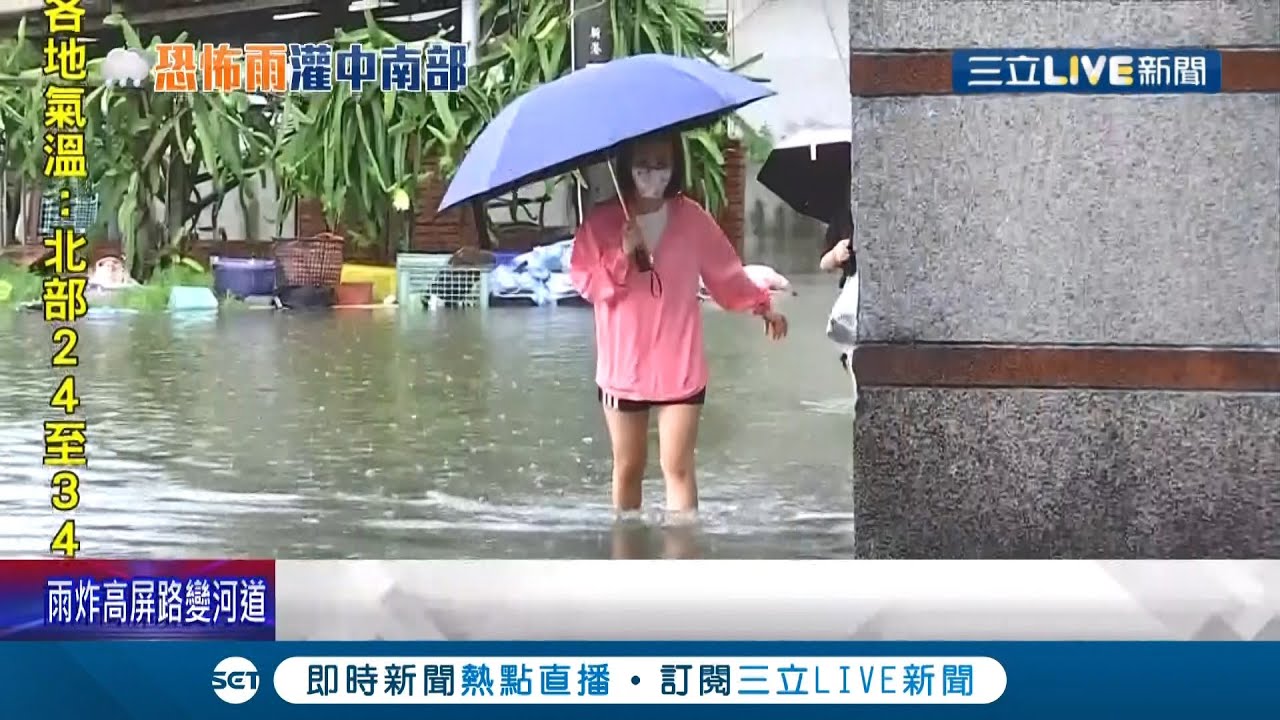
[
  {"x1": 275, "y1": 12, "x2": 436, "y2": 256},
  {"x1": 83, "y1": 15, "x2": 275, "y2": 278}
]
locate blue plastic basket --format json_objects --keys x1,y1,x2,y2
[{"x1": 212, "y1": 257, "x2": 277, "y2": 298}]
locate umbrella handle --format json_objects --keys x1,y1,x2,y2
[
  {"x1": 605, "y1": 161, "x2": 631, "y2": 221},
  {"x1": 605, "y1": 161, "x2": 653, "y2": 272}
]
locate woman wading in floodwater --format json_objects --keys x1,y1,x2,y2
[{"x1": 570, "y1": 132, "x2": 788, "y2": 522}]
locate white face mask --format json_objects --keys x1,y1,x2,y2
[{"x1": 631, "y1": 167, "x2": 672, "y2": 199}]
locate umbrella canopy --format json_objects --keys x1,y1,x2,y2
[
  {"x1": 438, "y1": 53, "x2": 774, "y2": 212},
  {"x1": 757, "y1": 126, "x2": 851, "y2": 223}
]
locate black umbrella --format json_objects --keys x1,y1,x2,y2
[{"x1": 756, "y1": 127, "x2": 851, "y2": 223}]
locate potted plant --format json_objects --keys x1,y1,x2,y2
[{"x1": 276, "y1": 13, "x2": 437, "y2": 263}]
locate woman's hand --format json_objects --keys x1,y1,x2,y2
[
  {"x1": 622, "y1": 217, "x2": 653, "y2": 271},
  {"x1": 762, "y1": 310, "x2": 788, "y2": 340},
  {"x1": 832, "y1": 238, "x2": 852, "y2": 264},
  {"x1": 622, "y1": 217, "x2": 645, "y2": 255},
  {"x1": 819, "y1": 238, "x2": 852, "y2": 272}
]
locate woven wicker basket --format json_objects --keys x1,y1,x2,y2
[{"x1": 273, "y1": 233, "x2": 344, "y2": 288}]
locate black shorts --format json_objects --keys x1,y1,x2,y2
[{"x1": 598, "y1": 386, "x2": 706, "y2": 413}]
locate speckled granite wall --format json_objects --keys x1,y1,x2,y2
[
  {"x1": 850, "y1": 0, "x2": 1280, "y2": 558},
  {"x1": 850, "y1": 0, "x2": 1280, "y2": 49},
  {"x1": 854, "y1": 389, "x2": 1280, "y2": 558},
  {"x1": 853, "y1": 94, "x2": 1280, "y2": 345}
]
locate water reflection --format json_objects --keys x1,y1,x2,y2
[
  {"x1": 0, "y1": 276, "x2": 855, "y2": 558},
  {"x1": 610, "y1": 520, "x2": 702, "y2": 560}
]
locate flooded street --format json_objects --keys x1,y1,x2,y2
[{"x1": 0, "y1": 275, "x2": 856, "y2": 559}]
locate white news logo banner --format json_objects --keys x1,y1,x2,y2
[{"x1": 273, "y1": 656, "x2": 1007, "y2": 704}]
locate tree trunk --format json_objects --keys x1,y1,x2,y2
[
  {"x1": 3, "y1": 173, "x2": 22, "y2": 246},
  {"x1": 164, "y1": 150, "x2": 188, "y2": 252}
]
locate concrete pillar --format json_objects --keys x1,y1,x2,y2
[
  {"x1": 848, "y1": 1, "x2": 1280, "y2": 558},
  {"x1": 459, "y1": 0, "x2": 479, "y2": 60}
]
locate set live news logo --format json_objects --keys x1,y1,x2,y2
[
  {"x1": 212, "y1": 656, "x2": 261, "y2": 704},
  {"x1": 952, "y1": 48, "x2": 1222, "y2": 93}
]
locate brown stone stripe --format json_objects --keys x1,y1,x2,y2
[
  {"x1": 1222, "y1": 49, "x2": 1280, "y2": 93},
  {"x1": 851, "y1": 49, "x2": 1280, "y2": 96},
  {"x1": 852, "y1": 344, "x2": 1280, "y2": 392},
  {"x1": 850, "y1": 51, "x2": 952, "y2": 97}
]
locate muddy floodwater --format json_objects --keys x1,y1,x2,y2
[{"x1": 1, "y1": 275, "x2": 856, "y2": 558}]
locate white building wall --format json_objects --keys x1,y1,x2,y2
[
  {"x1": 718, "y1": 0, "x2": 850, "y2": 272},
  {"x1": 193, "y1": 173, "x2": 295, "y2": 241},
  {"x1": 724, "y1": 0, "x2": 849, "y2": 135}
]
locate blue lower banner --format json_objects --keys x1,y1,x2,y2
[{"x1": 3, "y1": 641, "x2": 1275, "y2": 717}]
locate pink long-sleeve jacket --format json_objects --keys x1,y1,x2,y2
[{"x1": 569, "y1": 195, "x2": 772, "y2": 402}]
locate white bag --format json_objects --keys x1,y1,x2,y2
[
  {"x1": 825, "y1": 273, "x2": 860, "y2": 409},
  {"x1": 825, "y1": 272, "x2": 859, "y2": 347}
]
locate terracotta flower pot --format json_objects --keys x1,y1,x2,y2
[{"x1": 335, "y1": 281, "x2": 374, "y2": 307}]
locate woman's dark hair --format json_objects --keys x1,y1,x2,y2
[{"x1": 614, "y1": 134, "x2": 685, "y2": 199}]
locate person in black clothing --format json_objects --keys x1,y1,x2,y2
[
  {"x1": 818, "y1": 205, "x2": 857, "y2": 372},
  {"x1": 819, "y1": 205, "x2": 855, "y2": 282}
]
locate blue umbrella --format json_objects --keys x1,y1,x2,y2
[{"x1": 438, "y1": 53, "x2": 774, "y2": 212}]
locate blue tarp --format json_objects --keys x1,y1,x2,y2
[{"x1": 488, "y1": 238, "x2": 580, "y2": 306}]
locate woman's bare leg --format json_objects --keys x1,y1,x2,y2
[
  {"x1": 656, "y1": 403, "x2": 701, "y2": 514},
  {"x1": 603, "y1": 405, "x2": 649, "y2": 511}
]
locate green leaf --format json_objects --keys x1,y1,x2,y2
[
  {"x1": 533, "y1": 14, "x2": 560, "y2": 41},
  {"x1": 429, "y1": 90, "x2": 458, "y2": 138},
  {"x1": 690, "y1": 131, "x2": 725, "y2": 165},
  {"x1": 424, "y1": 124, "x2": 456, "y2": 147},
  {"x1": 191, "y1": 105, "x2": 228, "y2": 183},
  {"x1": 355, "y1": 109, "x2": 386, "y2": 192},
  {"x1": 115, "y1": 17, "x2": 143, "y2": 49},
  {"x1": 141, "y1": 116, "x2": 179, "y2": 167},
  {"x1": 381, "y1": 89, "x2": 396, "y2": 121}
]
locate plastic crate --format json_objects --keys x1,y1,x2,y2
[{"x1": 396, "y1": 253, "x2": 489, "y2": 309}]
